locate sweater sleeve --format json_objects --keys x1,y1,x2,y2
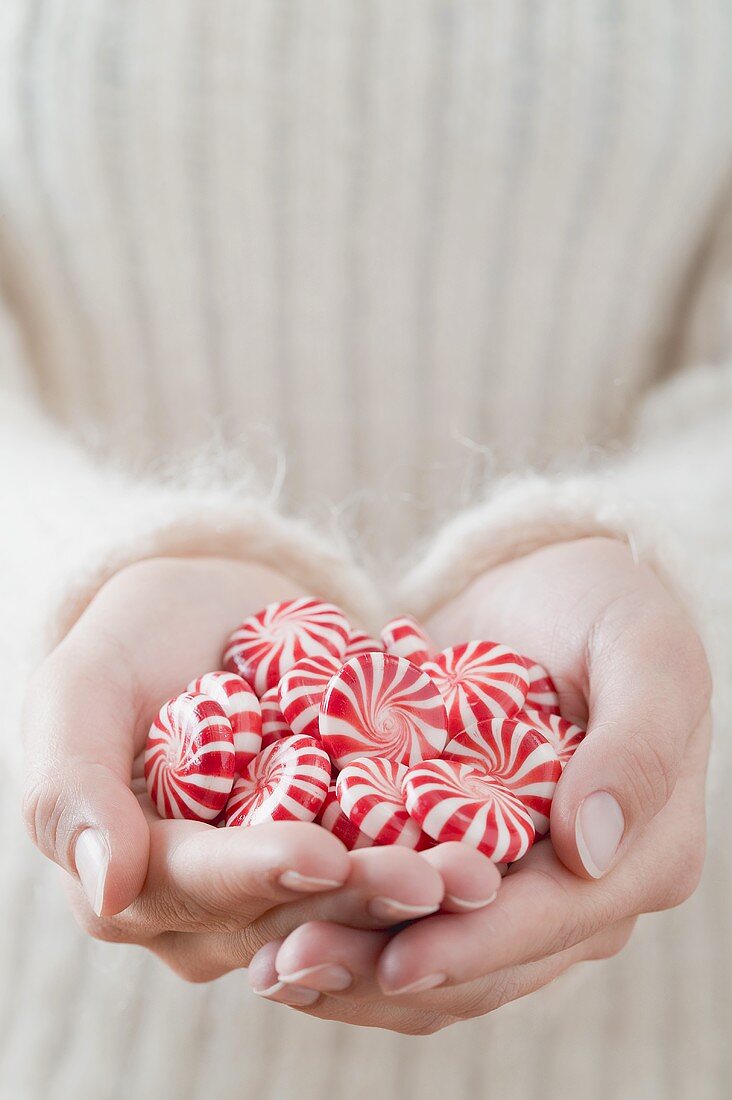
[{"x1": 398, "y1": 359, "x2": 732, "y2": 640}]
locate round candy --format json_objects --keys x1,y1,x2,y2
[
  {"x1": 187, "y1": 671, "x2": 262, "y2": 774},
  {"x1": 523, "y1": 660, "x2": 561, "y2": 715},
  {"x1": 422, "y1": 641, "x2": 530, "y2": 735},
  {"x1": 260, "y1": 686, "x2": 292, "y2": 748},
  {"x1": 403, "y1": 758, "x2": 535, "y2": 862},
  {"x1": 320, "y1": 652, "x2": 448, "y2": 768},
  {"x1": 345, "y1": 629, "x2": 384, "y2": 658},
  {"x1": 317, "y1": 786, "x2": 374, "y2": 850},
  {"x1": 278, "y1": 653, "x2": 342, "y2": 739},
  {"x1": 518, "y1": 708, "x2": 586, "y2": 767},
  {"x1": 145, "y1": 692, "x2": 235, "y2": 821},
  {"x1": 443, "y1": 718, "x2": 562, "y2": 835},
  {"x1": 381, "y1": 616, "x2": 433, "y2": 665},
  {"x1": 224, "y1": 734, "x2": 331, "y2": 827},
  {"x1": 336, "y1": 757, "x2": 431, "y2": 848},
  {"x1": 222, "y1": 598, "x2": 350, "y2": 696}
]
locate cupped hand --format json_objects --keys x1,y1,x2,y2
[
  {"x1": 252, "y1": 537, "x2": 712, "y2": 1031},
  {"x1": 21, "y1": 557, "x2": 459, "y2": 988}
]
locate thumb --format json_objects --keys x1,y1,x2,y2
[
  {"x1": 549, "y1": 610, "x2": 710, "y2": 880},
  {"x1": 22, "y1": 647, "x2": 150, "y2": 917}
]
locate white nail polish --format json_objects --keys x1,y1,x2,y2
[
  {"x1": 385, "y1": 972, "x2": 447, "y2": 996},
  {"x1": 74, "y1": 829, "x2": 110, "y2": 916},
  {"x1": 278, "y1": 870, "x2": 343, "y2": 892},
  {"x1": 444, "y1": 890, "x2": 498, "y2": 911},
  {"x1": 575, "y1": 791, "x2": 625, "y2": 878},
  {"x1": 369, "y1": 897, "x2": 440, "y2": 922},
  {"x1": 278, "y1": 964, "x2": 352, "y2": 992}
]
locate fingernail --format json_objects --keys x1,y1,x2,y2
[
  {"x1": 278, "y1": 964, "x2": 352, "y2": 992},
  {"x1": 278, "y1": 870, "x2": 344, "y2": 893},
  {"x1": 444, "y1": 889, "x2": 498, "y2": 912},
  {"x1": 368, "y1": 897, "x2": 440, "y2": 923},
  {"x1": 575, "y1": 791, "x2": 625, "y2": 878},
  {"x1": 74, "y1": 829, "x2": 109, "y2": 916},
  {"x1": 256, "y1": 983, "x2": 321, "y2": 1006},
  {"x1": 384, "y1": 973, "x2": 447, "y2": 996}
]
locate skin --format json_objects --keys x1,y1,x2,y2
[
  {"x1": 22, "y1": 539, "x2": 711, "y2": 1028},
  {"x1": 21, "y1": 556, "x2": 500, "y2": 995},
  {"x1": 246, "y1": 538, "x2": 712, "y2": 1032}
]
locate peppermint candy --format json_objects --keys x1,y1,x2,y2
[
  {"x1": 523, "y1": 660, "x2": 561, "y2": 715},
  {"x1": 320, "y1": 652, "x2": 448, "y2": 768},
  {"x1": 187, "y1": 671, "x2": 262, "y2": 774},
  {"x1": 278, "y1": 653, "x2": 342, "y2": 739},
  {"x1": 443, "y1": 717, "x2": 562, "y2": 835},
  {"x1": 344, "y1": 629, "x2": 384, "y2": 658},
  {"x1": 518, "y1": 708, "x2": 586, "y2": 767},
  {"x1": 224, "y1": 734, "x2": 331, "y2": 827},
  {"x1": 317, "y1": 786, "x2": 374, "y2": 850},
  {"x1": 145, "y1": 692, "x2": 235, "y2": 821},
  {"x1": 336, "y1": 757, "x2": 431, "y2": 848},
  {"x1": 222, "y1": 598, "x2": 350, "y2": 696},
  {"x1": 422, "y1": 641, "x2": 529, "y2": 734},
  {"x1": 381, "y1": 616, "x2": 433, "y2": 665},
  {"x1": 403, "y1": 758, "x2": 535, "y2": 862},
  {"x1": 260, "y1": 686, "x2": 292, "y2": 749}
]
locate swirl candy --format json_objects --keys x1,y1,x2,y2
[
  {"x1": 422, "y1": 641, "x2": 530, "y2": 735},
  {"x1": 336, "y1": 757, "x2": 431, "y2": 848},
  {"x1": 380, "y1": 616, "x2": 433, "y2": 665},
  {"x1": 145, "y1": 692, "x2": 235, "y2": 822},
  {"x1": 518, "y1": 708, "x2": 587, "y2": 768},
  {"x1": 523, "y1": 660, "x2": 561, "y2": 715},
  {"x1": 403, "y1": 758, "x2": 535, "y2": 862},
  {"x1": 317, "y1": 786, "x2": 374, "y2": 850},
  {"x1": 259, "y1": 686, "x2": 292, "y2": 749},
  {"x1": 320, "y1": 652, "x2": 448, "y2": 768},
  {"x1": 187, "y1": 671, "x2": 262, "y2": 774},
  {"x1": 344, "y1": 629, "x2": 384, "y2": 658},
  {"x1": 278, "y1": 654, "x2": 342, "y2": 739},
  {"x1": 224, "y1": 734, "x2": 331, "y2": 828},
  {"x1": 222, "y1": 598, "x2": 350, "y2": 696},
  {"x1": 443, "y1": 718, "x2": 562, "y2": 835}
]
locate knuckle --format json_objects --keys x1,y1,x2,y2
[
  {"x1": 587, "y1": 919, "x2": 637, "y2": 961},
  {"x1": 616, "y1": 729, "x2": 677, "y2": 816},
  {"x1": 21, "y1": 771, "x2": 69, "y2": 861}
]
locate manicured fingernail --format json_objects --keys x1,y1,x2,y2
[
  {"x1": 384, "y1": 972, "x2": 447, "y2": 996},
  {"x1": 253, "y1": 981, "x2": 321, "y2": 1006},
  {"x1": 74, "y1": 829, "x2": 109, "y2": 916},
  {"x1": 278, "y1": 964, "x2": 352, "y2": 992},
  {"x1": 575, "y1": 791, "x2": 625, "y2": 878},
  {"x1": 444, "y1": 889, "x2": 498, "y2": 912},
  {"x1": 278, "y1": 870, "x2": 344, "y2": 892},
  {"x1": 368, "y1": 897, "x2": 440, "y2": 923}
]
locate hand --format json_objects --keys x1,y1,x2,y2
[
  {"x1": 249, "y1": 537, "x2": 712, "y2": 1031},
  {"x1": 22, "y1": 556, "x2": 485, "y2": 989}
]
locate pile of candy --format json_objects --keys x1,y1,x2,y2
[{"x1": 145, "y1": 598, "x2": 586, "y2": 863}]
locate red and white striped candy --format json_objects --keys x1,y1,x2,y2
[
  {"x1": 523, "y1": 660, "x2": 561, "y2": 715},
  {"x1": 422, "y1": 641, "x2": 529, "y2": 735},
  {"x1": 403, "y1": 758, "x2": 535, "y2": 862},
  {"x1": 344, "y1": 629, "x2": 384, "y2": 658},
  {"x1": 222, "y1": 598, "x2": 350, "y2": 696},
  {"x1": 381, "y1": 616, "x2": 433, "y2": 665},
  {"x1": 187, "y1": 671, "x2": 262, "y2": 774},
  {"x1": 320, "y1": 653, "x2": 448, "y2": 768},
  {"x1": 224, "y1": 734, "x2": 331, "y2": 827},
  {"x1": 145, "y1": 692, "x2": 235, "y2": 822},
  {"x1": 278, "y1": 654, "x2": 342, "y2": 739},
  {"x1": 518, "y1": 708, "x2": 586, "y2": 768},
  {"x1": 336, "y1": 757, "x2": 431, "y2": 848},
  {"x1": 260, "y1": 687, "x2": 292, "y2": 749},
  {"x1": 317, "y1": 786, "x2": 374, "y2": 850},
  {"x1": 443, "y1": 718, "x2": 562, "y2": 835}
]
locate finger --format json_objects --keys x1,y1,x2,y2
[
  {"x1": 176, "y1": 845, "x2": 445, "y2": 978},
  {"x1": 551, "y1": 591, "x2": 711, "y2": 879},
  {"x1": 248, "y1": 940, "x2": 322, "y2": 1007},
  {"x1": 375, "y1": 838, "x2": 646, "y2": 993},
  {"x1": 272, "y1": 921, "x2": 389, "y2": 995},
  {"x1": 85, "y1": 820, "x2": 351, "y2": 942},
  {"x1": 22, "y1": 640, "x2": 149, "y2": 917},
  {"x1": 419, "y1": 843, "x2": 502, "y2": 912}
]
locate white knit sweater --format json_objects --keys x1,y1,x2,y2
[{"x1": 1, "y1": 4, "x2": 732, "y2": 1098}]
